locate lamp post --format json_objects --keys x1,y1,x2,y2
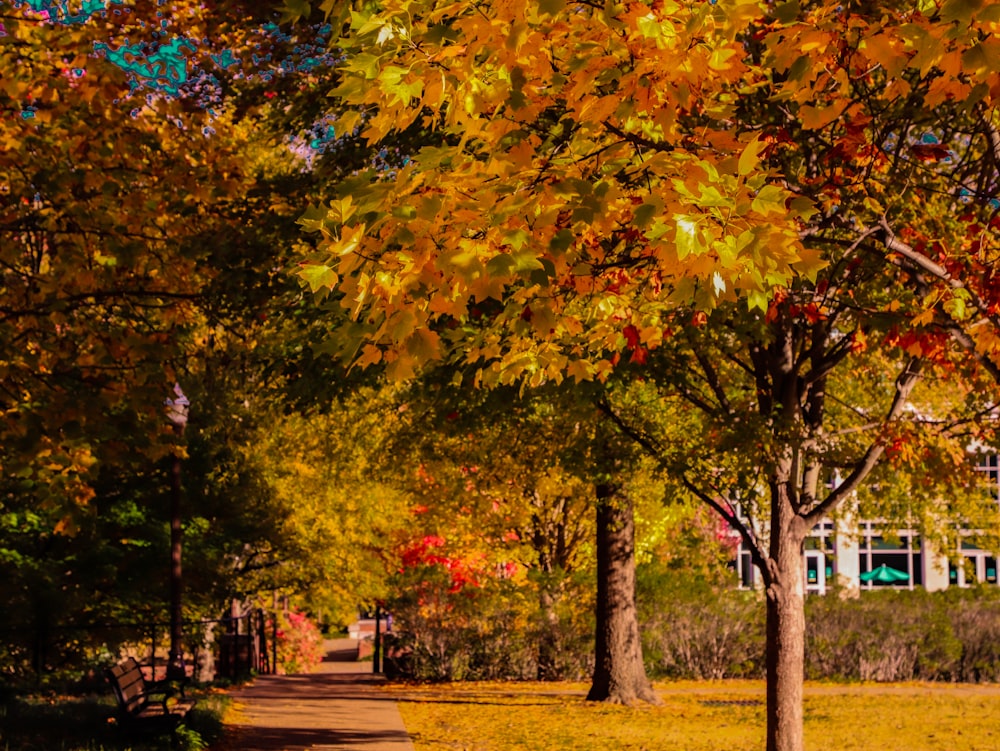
[{"x1": 165, "y1": 383, "x2": 190, "y2": 682}]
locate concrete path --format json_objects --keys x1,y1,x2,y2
[{"x1": 223, "y1": 639, "x2": 414, "y2": 751}]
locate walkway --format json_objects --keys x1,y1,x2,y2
[{"x1": 223, "y1": 639, "x2": 415, "y2": 751}]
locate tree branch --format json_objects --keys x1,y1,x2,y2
[
  {"x1": 680, "y1": 474, "x2": 770, "y2": 588},
  {"x1": 804, "y1": 356, "x2": 924, "y2": 526},
  {"x1": 595, "y1": 394, "x2": 664, "y2": 457}
]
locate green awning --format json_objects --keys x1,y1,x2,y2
[{"x1": 860, "y1": 564, "x2": 910, "y2": 583}]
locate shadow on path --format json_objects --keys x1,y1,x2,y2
[{"x1": 224, "y1": 639, "x2": 414, "y2": 751}]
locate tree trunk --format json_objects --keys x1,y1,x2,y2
[
  {"x1": 536, "y1": 585, "x2": 561, "y2": 681},
  {"x1": 586, "y1": 484, "x2": 659, "y2": 704},
  {"x1": 167, "y1": 449, "x2": 186, "y2": 681},
  {"x1": 765, "y1": 478, "x2": 807, "y2": 751}
]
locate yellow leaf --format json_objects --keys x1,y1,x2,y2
[
  {"x1": 798, "y1": 100, "x2": 847, "y2": 130},
  {"x1": 738, "y1": 134, "x2": 767, "y2": 177},
  {"x1": 356, "y1": 344, "x2": 383, "y2": 368},
  {"x1": 861, "y1": 33, "x2": 907, "y2": 79},
  {"x1": 709, "y1": 47, "x2": 738, "y2": 71},
  {"x1": 791, "y1": 248, "x2": 828, "y2": 280},
  {"x1": 912, "y1": 308, "x2": 935, "y2": 327}
]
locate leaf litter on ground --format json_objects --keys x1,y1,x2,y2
[{"x1": 383, "y1": 679, "x2": 1000, "y2": 751}]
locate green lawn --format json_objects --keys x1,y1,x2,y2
[{"x1": 386, "y1": 680, "x2": 1000, "y2": 751}]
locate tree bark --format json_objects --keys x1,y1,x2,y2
[
  {"x1": 167, "y1": 449, "x2": 185, "y2": 681},
  {"x1": 586, "y1": 483, "x2": 659, "y2": 704},
  {"x1": 765, "y1": 471, "x2": 808, "y2": 751},
  {"x1": 536, "y1": 585, "x2": 561, "y2": 681}
]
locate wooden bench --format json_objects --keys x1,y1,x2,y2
[{"x1": 106, "y1": 657, "x2": 196, "y2": 729}]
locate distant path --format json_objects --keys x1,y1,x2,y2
[{"x1": 222, "y1": 638, "x2": 414, "y2": 751}]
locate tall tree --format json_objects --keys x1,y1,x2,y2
[
  {"x1": 587, "y1": 417, "x2": 658, "y2": 703},
  {"x1": 288, "y1": 0, "x2": 808, "y2": 704},
  {"x1": 288, "y1": 0, "x2": 1000, "y2": 745},
  {"x1": 0, "y1": 1, "x2": 357, "y2": 678}
]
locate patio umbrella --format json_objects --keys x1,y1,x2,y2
[{"x1": 859, "y1": 564, "x2": 910, "y2": 583}]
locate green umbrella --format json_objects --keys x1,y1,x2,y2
[{"x1": 860, "y1": 564, "x2": 910, "y2": 583}]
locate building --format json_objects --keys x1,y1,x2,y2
[{"x1": 734, "y1": 454, "x2": 1000, "y2": 594}]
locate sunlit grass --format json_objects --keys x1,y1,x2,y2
[{"x1": 386, "y1": 680, "x2": 1000, "y2": 751}]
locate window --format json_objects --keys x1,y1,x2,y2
[
  {"x1": 737, "y1": 549, "x2": 756, "y2": 589},
  {"x1": 804, "y1": 523, "x2": 836, "y2": 594},
  {"x1": 976, "y1": 454, "x2": 1000, "y2": 502},
  {"x1": 858, "y1": 522, "x2": 920, "y2": 588},
  {"x1": 959, "y1": 545, "x2": 1000, "y2": 585}
]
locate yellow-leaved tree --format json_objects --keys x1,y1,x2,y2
[
  {"x1": 286, "y1": 0, "x2": 1000, "y2": 749},
  {"x1": 288, "y1": 0, "x2": 809, "y2": 708}
]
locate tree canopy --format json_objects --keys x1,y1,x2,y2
[
  {"x1": 284, "y1": 0, "x2": 1000, "y2": 747},
  {"x1": 292, "y1": 0, "x2": 819, "y2": 383}
]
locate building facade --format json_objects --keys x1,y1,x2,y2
[{"x1": 734, "y1": 455, "x2": 1000, "y2": 594}]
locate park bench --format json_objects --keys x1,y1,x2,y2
[{"x1": 106, "y1": 657, "x2": 196, "y2": 730}]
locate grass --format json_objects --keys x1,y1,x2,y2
[
  {"x1": 384, "y1": 680, "x2": 1000, "y2": 751},
  {"x1": 17, "y1": 678, "x2": 1000, "y2": 750},
  {"x1": 0, "y1": 688, "x2": 229, "y2": 751}
]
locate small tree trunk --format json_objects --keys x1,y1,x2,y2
[
  {"x1": 536, "y1": 586, "x2": 561, "y2": 681},
  {"x1": 587, "y1": 485, "x2": 659, "y2": 704},
  {"x1": 765, "y1": 479, "x2": 807, "y2": 751}
]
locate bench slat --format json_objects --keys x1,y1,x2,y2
[{"x1": 106, "y1": 657, "x2": 196, "y2": 728}]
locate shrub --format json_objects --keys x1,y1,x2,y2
[
  {"x1": 940, "y1": 586, "x2": 1000, "y2": 682},
  {"x1": 806, "y1": 589, "x2": 967, "y2": 682},
  {"x1": 274, "y1": 609, "x2": 324, "y2": 675},
  {"x1": 385, "y1": 564, "x2": 594, "y2": 682},
  {"x1": 639, "y1": 567, "x2": 765, "y2": 680},
  {"x1": 641, "y1": 574, "x2": 1000, "y2": 683},
  {"x1": 387, "y1": 554, "x2": 1000, "y2": 684}
]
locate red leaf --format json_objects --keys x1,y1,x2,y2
[
  {"x1": 911, "y1": 143, "x2": 951, "y2": 162},
  {"x1": 623, "y1": 324, "x2": 640, "y2": 349}
]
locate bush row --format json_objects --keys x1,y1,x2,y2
[
  {"x1": 643, "y1": 582, "x2": 1000, "y2": 683},
  {"x1": 388, "y1": 566, "x2": 1000, "y2": 683}
]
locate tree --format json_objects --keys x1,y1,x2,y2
[
  {"x1": 233, "y1": 390, "x2": 414, "y2": 623},
  {"x1": 0, "y1": 1, "x2": 262, "y2": 518},
  {"x1": 382, "y1": 382, "x2": 679, "y2": 684},
  {"x1": 0, "y1": 1, "x2": 362, "y2": 679},
  {"x1": 287, "y1": 0, "x2": 808, "y2": 704},
  {"x1": 711, "y1": 5, "x2": 1000, "y2": 749},
  {"x1": 587, "y1": 418, "x2": 658, "y2": 703},
  {"x1": 287, "y1": 0, "x2": 1000, "y2": 745},
  {"x1": 388, "y1": 386, "x2": 598, "y2": 680},
  {"x1": 594, "y1": 2, "x2": 1000, "y2": 748}
]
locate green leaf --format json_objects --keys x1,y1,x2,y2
[
  {"x1": 675, "y1": 217, "x2": 700, "y2": 260},
  {"x1": 696, "y1": 184, "x2": 733, "y2": 209},
  {"x1": 550, "y1": 229, "x2": 575, "y2": 253},
  {"x1": 751, "y1": 185, "x2": 787, "y2": 216},
  {"x1": 773, "y1": 0, "x2": 801, "y2": 24},
  {"x1": 298, "y1": 204, "x2": 329, "y2": 233},
  {"x1": 633, "y1": 202, "x2": 658, "y2": 229},
  {"x1": 486, "y1": 253, "x2": 516, "y2": 276},
  {"x1": 538, "y1": 0, "x2": 565, "y2": 15},
  {"x1": 746, "y1": 288, "x2": 769, "y2": 311},
  {"x1": 512, "y1": 250, "x2": 544, "y2": 273},
  {"x1": 789, "y1": 196, "x2": 818, "y2": 222},
  {"x1": 299, "y1": 264, "x2": 339, "y2": 293},
  {"x1": 504, "y1": 228, "x2": 531, "y2": 251},
  {"x1": 962, "y1": 42, "x2": 1000, "y2": 75},
  {"x1": 281, "y1": 0, "x2": 312, "y2": 23},
  {"x1": 941, "y1": 0, "x2": 984, "y2": 24}
]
